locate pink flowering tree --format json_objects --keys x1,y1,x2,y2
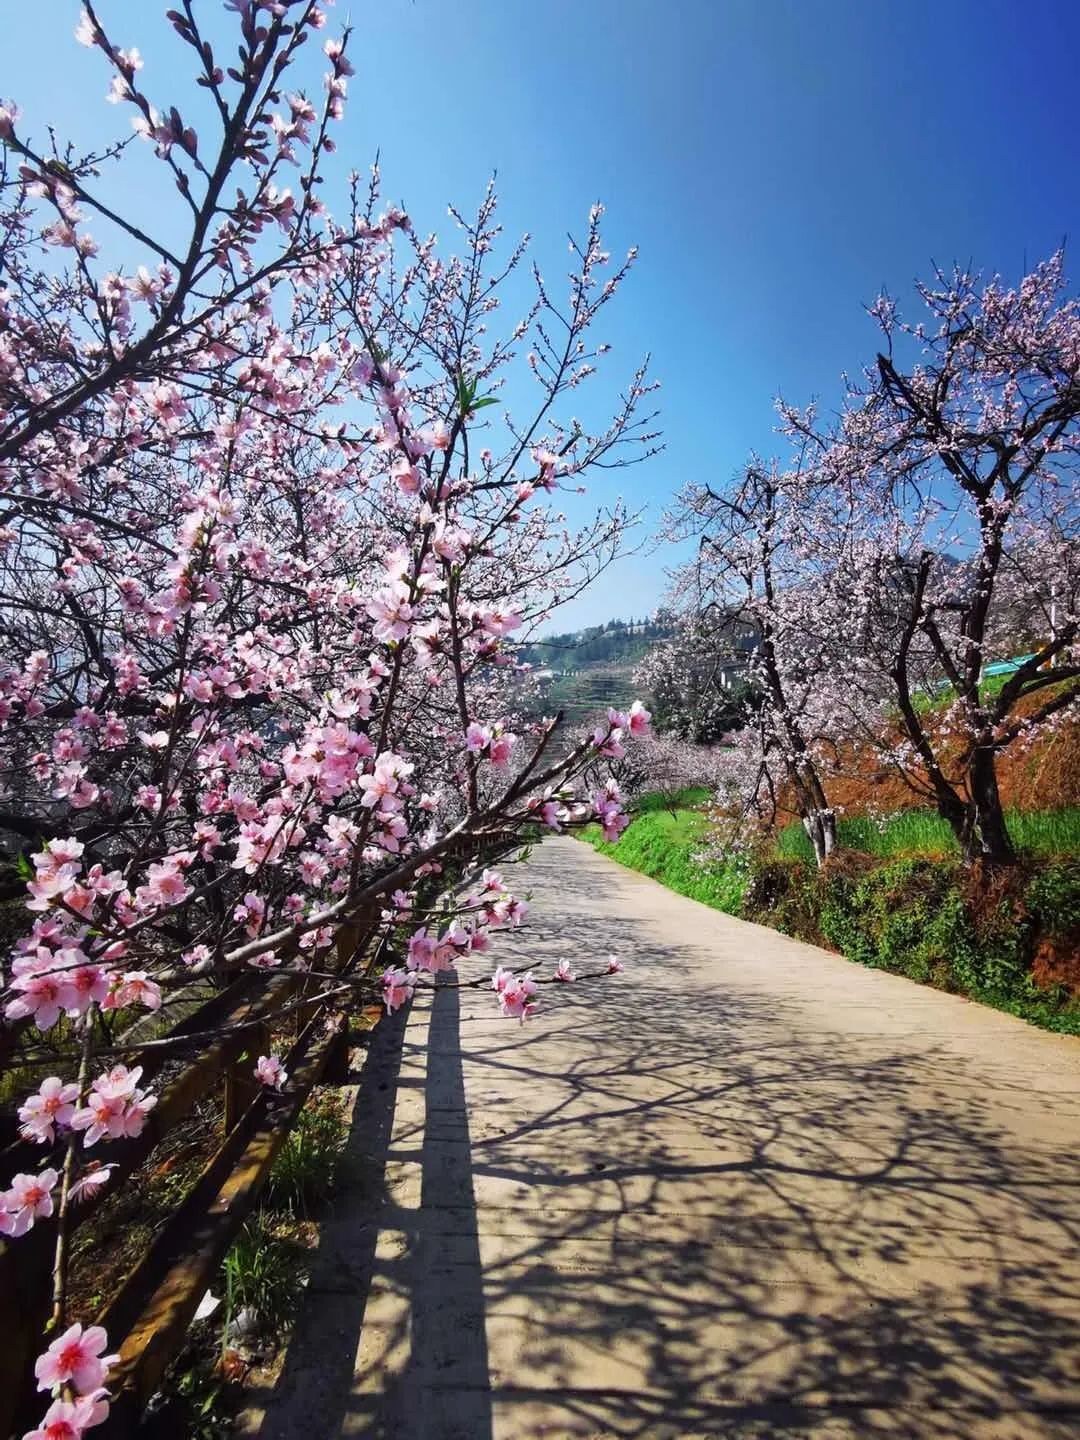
[
  {"x1": 606, "y1": 729, "x2": 730, "y2": 819},
  {"x1": 782, "y1": 254, "x2": 1080, "y2": 864},
  {"x1": 0, "y1": 3, "x2": 656, "y2": 1425},
  {"x1": 664, "y1": 461, "x2": 854, "y2": 865}
]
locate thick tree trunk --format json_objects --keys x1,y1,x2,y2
[{"x1": 962, "y1": 746, "x2": 1016, "y2": 865}]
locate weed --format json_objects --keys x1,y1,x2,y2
[
  {"x1": 265, "y1": 1088, "x2": 349, "y2": 1216},
  {"x1": 221, "y1": 1213, "x2": 305, "y2": 1337}
]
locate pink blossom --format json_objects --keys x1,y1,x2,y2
[
  {"x1": 497, "y1": 972, "x2": 539, "y2": 1023},
  {"x1": 592, "y1": 723, "x2": 625, "y2": 759},
  {"x1": 381, "y1": 966, "x2": 415, "y2": 1013},
  {"x1": 489, "y1": 731, "x2": 515, "y2": 768},
  {"x1": 18, "y1": 1078, "x2": 80, "y2": 1144},
  {"x1": 358, "y1": 756, "x2": 404, "y2": 810},
  {"x1": 2, "y1": 1169, "x2": 59, "y2": 1237},
  {"x1": 554, "y1": 958, "x2": 575, "y2": 982},
  {"x1": 0, "y1": 102, "x2": 21, "y2": 140},
  {"x1": 233, "y1": 890, "x2": 266, "y2": 935},
  {"x1": 479, "y1": 608, "x2": 523, "y2": 638},
  {"x1": 628, "y1": 700, "x2": 651, "y2": 736},
  {"x1": 540, "y1": 799, "x2": 565, "y2": 831},
  {"x1": 36, "y1": 837, "x2": 85, "y2": 874},
  {"x1": 102, "y1": 971, "x2": 162, "y2": 1012},
  {"x1": 465, "y1": 722, "x2": 491, "y2": 755},
  {"x1": 70, "y1": 1065, "x2": 157, "y2": 1147},
  {"x1": 607, "y1": 955, "x2": 624, "y2": 974},
  {"x1": 247, "y1": 950, "x2": 282, "y2": 970},
  {"x1": 134, "y1": 859, "x2": 191, "y2": 911},
  {"x1": 254, "y1": 1054, "x2": 287, "y2": 1090},
  {"x1": 391, "y1": 457, "x2": 421, "y2": 495},
  {"x1": 23, "y1": 1391, "x2": 110, "y2": 1440},
  {"x1": 65, "y1": 964, "x2": 113, "y2": 1016},
  {"x1": 406, "y1": 928, "x2": 442, "y2": 973},
  {"x1": 68, "y1": 1163, "x2": 117, "y2": 1205},
  {"x1": 25, "y1": 869, "x2": 80, "y2": 914},
  {"x1": 5, "y1": 969, "x2": 76, "y2": 1032},
  {"x1": 366, "y1": 584, "x2": 413, "y2": 643},
  {"x1": 34, "y1": 1323, "x2": 116, "y2": 1395}
]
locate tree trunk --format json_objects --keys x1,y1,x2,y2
[
  {"x1": 962, "y1": 746, "x2": 1016, "y2": 865},
  {"x1": 803, "y1": 807, "x2": 837, "y2": 867}
]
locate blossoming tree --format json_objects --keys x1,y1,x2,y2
[
  {"x1": 665, "y1": 260, "x2": 1079, "y2": 870},
  {"x1": 0, "y1": 3, "x2": 657, "y2": 1430},
  {"x1": 664, "y1": 461, "x2": 852, "y2": 864},
  {"x1": 782, "y1": 255, "x2": 1080, "y2": 864}
]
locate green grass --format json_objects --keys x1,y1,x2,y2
[
  {"x1": 909, "y1": 670, "x2": 1073, "y2": 716},
  {"x1": 777, "y1": 807, "x2": 1080, "y2": 862},
  {"x1": 265, "y1": 1088, "x2": 349, "y2": 1217},
  {"x1": 633, "y1": 785, "x2": 712, "y2": 814},
  {"x1": 581, "y1": 805, "x2": 747, "y2": 914},
  {"x1": 221, "y1": 1212, "x2": 307, "y2": 1336},
  {"x1": 911, "y1": 669, "x2": 1011, "y2": 714}
]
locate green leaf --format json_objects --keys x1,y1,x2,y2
[
  {"x1": 456, "y1": 372, "x2": 479, "y2": 413},
  {"x1": 470, "y1": 395, "x2": 499, "y2": 411},
  {"x1": 16, "y1": 851, "x2": 33, "y2": 880}
]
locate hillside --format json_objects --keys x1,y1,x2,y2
[
  {"x1": 516, "y1": 617, "x2": 673, "y2": 730},
  {"x1": 517, "y1": 616, "x2": 673, "y2": 671}
]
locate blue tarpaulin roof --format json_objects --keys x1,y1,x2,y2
[{"x1": 981, "y1": 654, "x2": 1036, "y2": 677}]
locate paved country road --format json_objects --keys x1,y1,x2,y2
[{"x1": 242, "y1": 837, "x2": 1080, "y2": 1439}]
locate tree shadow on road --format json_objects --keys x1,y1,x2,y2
[
  {"x1": 244, "y1": 843, "x2": 1080, "y2": 1439},
  {"x1": 240, "y1": 980, "x2": 493, "y2": 1440}
]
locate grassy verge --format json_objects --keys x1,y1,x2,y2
[
  {"x1": 582, "y1": 803, "x2": 747, "y2": 915},
  {"x1": 746, "y1": 852, "x2": 1080, "y2": 1034},
  {"x1": 777, "y1": 807, "x2": 1080, "y2": 862},
  {"x1": 581, "y1": 796, "x2": 1080, "y2": 1035},
  {"x1": 145, "y1": 1087, "x2": 351, "y2": 1435}
]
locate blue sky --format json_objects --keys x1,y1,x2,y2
[{"x1": 4, "y1": 1, "x2": 1080, "y2": 628}]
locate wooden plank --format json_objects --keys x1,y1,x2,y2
[{"x1": 94, "y1": 1013, "x2": 347, "y2": 1437}]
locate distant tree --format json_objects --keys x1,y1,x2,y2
[
  {"x1": 663, "y1": 464, "x2": 846, "y2": 864},
  {"x1": 610, "y1": 731, "x2": 728, "y2": 818},
  {"x1": 636, "y1": 620, "x2": 758, "y2": 747}
]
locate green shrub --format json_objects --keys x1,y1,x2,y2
[
  {"x1": 1026, "y1": 859, "x2": 1080, "y2": 934},
  {"x1": 743, "y1": 857, "x2": 824, "y2": 944}
]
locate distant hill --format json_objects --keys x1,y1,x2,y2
[
  {"x1": 517, "y1": 616, "x2": 674, "y2": 671},
  {"x1": 516, "y1": 616, "x2": 675, "y2": 731}
]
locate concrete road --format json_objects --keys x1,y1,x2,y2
[{"x1": 243, "y1": 837, "x2": 1080, "y2": 1439}]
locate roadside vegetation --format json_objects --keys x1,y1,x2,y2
[
  {"x1": 583, "y1": 793, "x2": 1080, "y2": 1035},
  {"x1": 776, "y1": 808, "x2": 1080, "y2": 862}
]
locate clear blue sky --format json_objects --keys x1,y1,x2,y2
[{"x1": 4, "y1": 1, "x2": 1080, "y2": 628}]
